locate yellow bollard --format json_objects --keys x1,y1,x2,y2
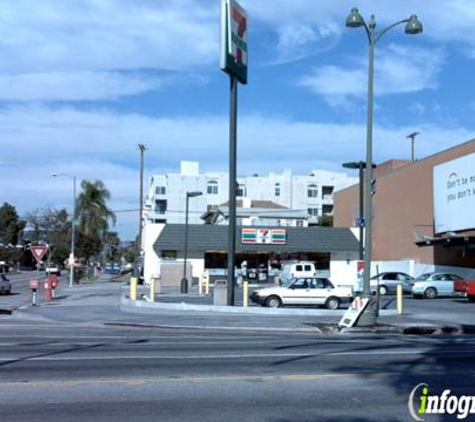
[
  {"x1": 150, "y1": 277, "x2": 155, "y2": 302},
  {"x1": 397, "y1": 284, "x2": 403, "y2": 315},
  {"x1": 130, "y1": 277, "x2": 138, "y2": 301},
  {"x1": 243, "y1": 280, "x2": 249, "y2": 307}
]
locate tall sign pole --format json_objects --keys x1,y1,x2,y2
[{"x1": 220, "y1": 0, "x2": 248, "y2": 306}]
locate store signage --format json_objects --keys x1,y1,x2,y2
[
  {"x1": 241, "y1": 228, "x2": 286, "y2": 245},
  {"x1": 220, "y1": 0, "x2": 248, "y2": 84},
  {"x1": 434, "y1": 151, "x2": 475, "y2": 233}
]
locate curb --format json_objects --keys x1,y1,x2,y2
[
  {"x1": 120, "y1": 295, "x2": 398, "y2": 317},
  {"x1": 104, "y1": 321, "x2": 320, "y2": 333}
]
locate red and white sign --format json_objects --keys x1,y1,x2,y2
[
  {"x1": 30, "y1": 245, "x2": 48, "y2": 263},
  {"x1": 29, "y1": 279, "x2": 39, "y2": 290}
]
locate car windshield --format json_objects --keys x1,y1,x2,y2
[{"x1": 417, "y1": 273, "x2": 432, "y2": 281}]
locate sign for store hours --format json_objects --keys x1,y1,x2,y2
[{"x1": 241, "y1": 229, "x2": 286, "y2": 245}]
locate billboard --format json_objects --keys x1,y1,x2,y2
[
  {"x1": 433, "y1": 151, "x2": 475, "y2": 233},
  {"x1": 220, "y1": 0, "x2": 248, "y2": 84}
]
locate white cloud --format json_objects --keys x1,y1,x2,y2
[
  {"x1": 2, "y1": 105, "x2": 474, "y2": 239},
  {"x1": 0, "y1": 71, "x2": 168, "y2": 101},
  {"x1": 297, "y1": 44, "x2": 444, "y2": 104},
  {"x1": 0, "y1": 0, "x2": 219, "y2": 75},
  {"x1": 268, "y1": 22, "x2": 340, "y2": 65}
]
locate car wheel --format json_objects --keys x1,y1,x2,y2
[
  {"x1": 424, "y1": 287, "x2": 437, "y2": 299},
  {"x1": 325, "y1": 297, "x2": 340, "y2": 310},
  {"x1": 265, "y1": 296, "x2": 281, "y2": 308},
  {"x1": 379, "y1": 285, "x2": 388, "y2": 296}
]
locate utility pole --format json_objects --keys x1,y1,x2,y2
[
  {"x1": 138, "y1": 144, "x2": 146, "y2": 258},
  {"x1": 406, "y1": 131, "x2": 419, "y2": 162}
]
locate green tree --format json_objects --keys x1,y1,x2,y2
[
  {"x1": 104, "y1": 231, "x2": 121, "y2": 263},
  {"x1": 318, "y1": 215, "x2": 334, "y2": 227},
  {"x1": 0, "y1": 203, "x2": 25, "y2": 245},
  {"x1": 24, "y1": 207, "x2": 72, "y2": 264},
  {"x1": 76, "y1": 180, "x2": 116, "y2": 259}
]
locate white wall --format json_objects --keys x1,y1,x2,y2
[
  {"x1": 329, "y1": 251, "x2": 359, "y2": 287},
  {"x1": 143, "y1": 222, "x2": 165, "y2": 285}
]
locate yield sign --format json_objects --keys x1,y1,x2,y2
[{"x1": 30, "y1": 245, "x2": 48, "y2": 263}]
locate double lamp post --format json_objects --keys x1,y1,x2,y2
[{"x1": 345, "y1": 8, "x2": 422, "y2": 325}]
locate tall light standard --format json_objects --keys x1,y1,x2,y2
[
  {"x1": 181, "y1": 191, "x2": 203, "y2": 294},
  {"x1": 346, "y1": 8, "x2": 422, "y2": 326},
  {"x1": 52, "y1": 173, "x2": 77, "y2": 288}
]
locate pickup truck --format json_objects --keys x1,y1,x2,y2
[{"x1": 454, "y1": 280, "x2": 475, "y2": 302}]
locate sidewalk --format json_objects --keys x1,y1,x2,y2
[{"x1": 120, "y1": 283, "x2": 475, "y2": 334}]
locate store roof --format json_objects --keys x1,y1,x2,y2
[{"x1": 154, "y1": 224, "x2": 359, "y2": 254}]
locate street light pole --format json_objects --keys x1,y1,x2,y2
[
  {"x1": 346, "y1": 8, "x2": 423, "y2": 326},
  {"x1": 52, "y1": 173, "x2": 77, "y2": 288},
  {"x1": 343, "y1": 161, "x2": 376, "y2": 262},
  {"x1": 406, "y1": 131, "x2": 420, "y2": 162},
  {"x1": 181, "y1": 191, "x2": 202, "y2": 294}
]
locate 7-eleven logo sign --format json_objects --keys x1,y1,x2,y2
[
  {"x1": 230, "y1": 1, "x2": 247, "y2": 66},
  {"x1": 30, "y1": 245, "x2": 48, "y2": 263}
]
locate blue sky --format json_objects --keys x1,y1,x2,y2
[{"x1": 2, "y1": 0, "x2": 475, "y2": 240}]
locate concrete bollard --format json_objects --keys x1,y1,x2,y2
[
  {"x1": 243, "y1": 280, "x2": 249, "y2": 307},
  {"x1": 130, "y1": 277, "x2": 138, "y2": 301},
  {"x1": 397, "y1": 284, "x2": 403, "y2": 315}
]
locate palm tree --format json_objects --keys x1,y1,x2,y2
[{"x1": 76, "y1": 180, "x2": 116, "y2": 257}]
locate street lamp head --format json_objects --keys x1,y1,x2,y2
[
  {"x1": 346, "y1": 8, "x2": 365, "y2": 28},
  {"x1": 187, "y1": 191, "x2": 203, "y2": 198},
  {"x1": 51, "y1": 173, "x2": 59, "y2": 177},
  {"x1": 405, "y1": 14, "x2": 423, "y2": 35}
]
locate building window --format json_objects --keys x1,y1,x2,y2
[
  {"x1": 161, "y1": 250, "x2": 177, "y2": 259},
  {"x1": 207, "y1": 180, "x2": 219, "y2": 195},
  {"x1": 275, "y1": 183, "x2": 281, "y2": 197},
  {"x1": 322, "y1": 186, "x2": 333, "y2": 200},
  {"x1": 296, "y1": 220, "x2": 304, "y2": 227},
  {"x1": 236, "y1": 184, "x2": 245, "y2": 197},
  {"x1": 308, "y1": 207, "x2": 319, "y2": 217},
  {"x1": 155, "y1": 199, "x2": 167, "y2": 214},
  {"x1": 155, "y1": 186, "x2": 166, "y2": 195},
  {"x1": 322, "y1": 205, "x2": 333, "y2": 215},
  {"x1": 307, "y1": 183, "x2": 318, "y2": 198}
]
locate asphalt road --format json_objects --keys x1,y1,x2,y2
[
  {"x1": 0, "y1": 278, "x2": 474, "y2": 421},
  {"x1": 1, "y1": 301, "x2": 475, "y2": 420}
]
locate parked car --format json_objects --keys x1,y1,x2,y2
[
  {"x1": 250, "y1": 277, "x2": 353, "y2": 309},
  {"x1": 45, "y1": 265, "x2": 61, "y2": 276},
  {"x1": 454, "y1": 280, "x2": 475, "y2": 302},
  {"x1": 370, "y1": 272, "x2": 414, "y2": 295},
  {"x1": 105, "y1": 263, "x2": 121, "y2": 274},
  {"x1": 0, "y1": 274, "x2": 11, "y2": 295},
  {"x1": 411, "y1": 272, "x2": 464, "y2": 299}
]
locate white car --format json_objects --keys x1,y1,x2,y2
[
  {"x1": 45, "y1": 265, "x2": 61, "y2": 276},
  {"x1": 250, "y1": 277, "x2": 353, "y2": 309}
]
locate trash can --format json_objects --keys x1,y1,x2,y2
[{"x1": 213, "y1": 279, "x2": 227, "y2": 306}]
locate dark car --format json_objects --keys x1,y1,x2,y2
[
  {"x1": 370, "y1": 272, "x2": 414, "y2": 295},
  {"x1": 0, "y1": 273, "x2": 11, "y2": 295}
]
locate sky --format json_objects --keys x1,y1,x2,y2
[{"x1": 2, "y1": 0, "x2": 475, "y2": 240}]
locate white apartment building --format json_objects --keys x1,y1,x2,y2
[{"x1": 144, "y1": 161, "x2": 357, "y2": 225}]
